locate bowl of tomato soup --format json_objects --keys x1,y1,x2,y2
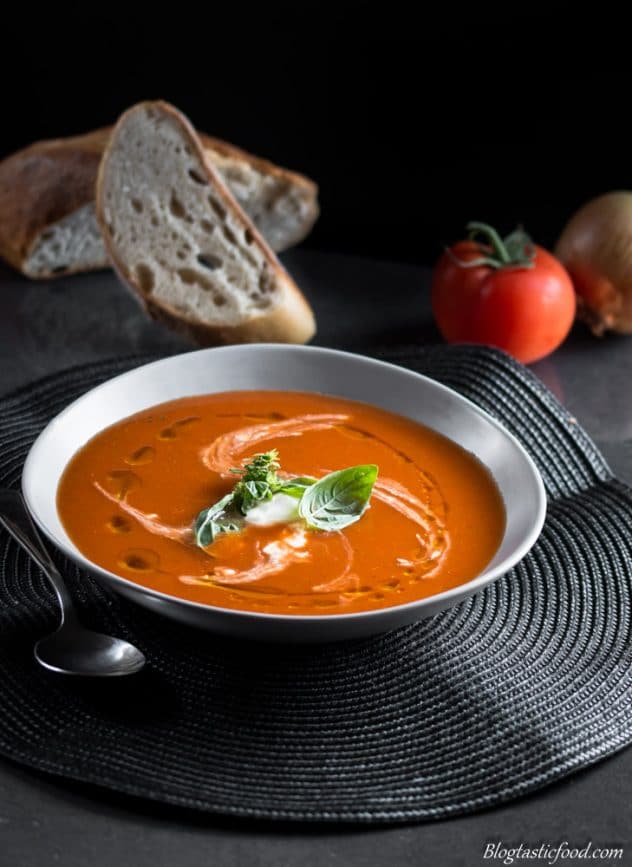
[{"x1": 22, "y1": 346, "x2": 545, "y2": 642}]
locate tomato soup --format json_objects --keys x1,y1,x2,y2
[{"x1": 57, "y1": 391, "x2": 505, "y2": 615}]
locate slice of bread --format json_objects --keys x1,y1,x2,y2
[
  {"x1": 0, "y1": 127, "x2": 318, "y2": 279},
  {"x1": 95, "y1": 101, "x2": 316, "y2": 346},
  {"x1": 0, "y1": 129, "x2": 111, "y2": 277}
]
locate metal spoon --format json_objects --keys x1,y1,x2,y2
[{"x1": 0, "y1": 489, "x2": 145, "y2": 677}]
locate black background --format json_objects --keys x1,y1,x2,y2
[{"x1": 2, "y1": 2, "x2": 627, "y2": 264}]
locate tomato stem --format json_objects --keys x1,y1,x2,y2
[
  {"x1": 467, "y1": 222, "x2": 512, "y2": 265},
  {"x1": 447, "y1": 222, "x2": 536, "y2": 271}
]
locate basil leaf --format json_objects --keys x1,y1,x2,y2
[
  {"x1": 278, "y1": 476, "x2": 317, "y2": 499},
  {"x1": 298, "y1": 465, "x2": 378, "y2": 531},
  {"x1": 194, "y1": 492, "x2": 241, "y2": 548}
]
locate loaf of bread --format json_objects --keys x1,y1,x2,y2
[
  {"x1": 0, "y1": 126, "x2": 319, "y2": 279},
  {"x1": 96, "y1": 100, "x2": 316, "y2": 345}
]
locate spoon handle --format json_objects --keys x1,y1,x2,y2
[{"x1": 0, "y1": 488, "x2": 75, "y2": 621}]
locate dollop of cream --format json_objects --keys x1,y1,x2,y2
[{"x1": 244, "y1": 493, "x2": 300, "y2": 527}]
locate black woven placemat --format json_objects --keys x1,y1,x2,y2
[{"x1": 1, "y1": 345, "x2": 631, "y2": 823}]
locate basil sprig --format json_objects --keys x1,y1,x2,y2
[
  {"x1": 194, "y1": 450, "x2": 378, "y2": 549},
  {"x1": 229, "y1": 451, "x2": 312, "y2": 510},
  {"x1": 298, "y1": 464, "x2": 378, "y2": 531},
  {"x1": 194, "y1": 451, "x2": 316, "y2": 548}
]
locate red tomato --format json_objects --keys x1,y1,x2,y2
[{"x1": 431, "y1": 226, "x2": 576, "y2": 364}]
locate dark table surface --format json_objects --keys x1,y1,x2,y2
[{"x1": 1, "y1": 249, "x2": 631, "y2": 867}]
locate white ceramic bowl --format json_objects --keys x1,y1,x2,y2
[{"x1": 22, "y1": 345, "x2": 546, "y2": 642}]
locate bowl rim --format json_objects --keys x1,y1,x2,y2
[{"x1": 22, "y1": 344, "x2": 547, "y2": 625}]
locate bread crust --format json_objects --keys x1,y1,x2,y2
[
  {"x1": 0, "y1": 125, "x2": 318, "y2": 278},
  {"x1": 95, "y1": 100, "x2": 316, "y2": 346}
]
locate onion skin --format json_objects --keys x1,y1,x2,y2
[{"x1": 555, "y1": 191, "x2": 632, "y2": 335}]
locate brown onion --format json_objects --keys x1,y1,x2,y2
[{"x1": 555, "y1": 191, "x2": 632, "y2": 335}]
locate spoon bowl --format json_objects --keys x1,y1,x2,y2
[{"x1": 34, "y1": 623, "x2": 145, "y2": 676}]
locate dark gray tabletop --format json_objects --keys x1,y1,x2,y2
[{"x1": 1, "y1": 249, "x2": 631, "y2": 866}]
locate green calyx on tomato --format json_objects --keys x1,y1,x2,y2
[{"x1": 447, "y1": 222, "x2": 536, "y2": 271}]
